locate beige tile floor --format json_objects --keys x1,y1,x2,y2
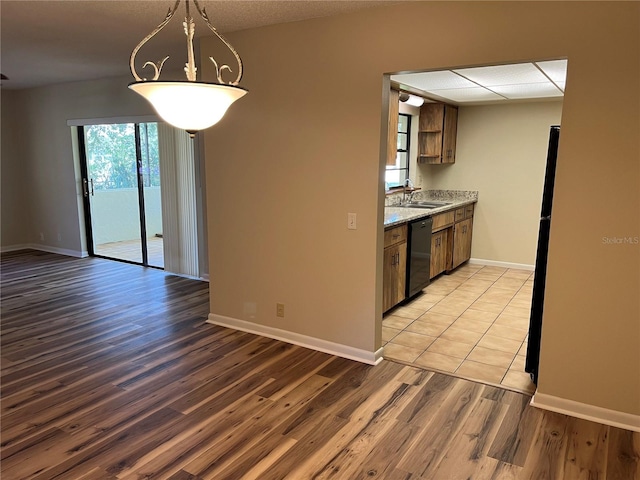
[{"x1": 383, "y1": 263, "x2": 536, "y2": 394}]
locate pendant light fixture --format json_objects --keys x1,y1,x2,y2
[{"x1": 129, "y1": 0, "x2": 247, "y2": 136}]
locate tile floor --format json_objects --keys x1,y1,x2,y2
[
  {"x1": 382, "y1": 263, "x2": 536, "y2": 394},
  {"x1": 96, "y1": 236, "x2": 164, "y2": 268}
]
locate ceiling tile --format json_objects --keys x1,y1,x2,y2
[
  {"x1": 491, "y1": 82, "x2": 564, "y2": 99},
  {"x1": 392, "y1": 71, "x2": 477, "y2": 90},
  {"x1": 453, "y1": 63, "x2": 548, "y2": 87},
  {"x1": 426, "y1": 88, "x2": 505, "y2": 102},
  {"x1": 535, "y1": 59, "x2": 568, "y2": 83}
]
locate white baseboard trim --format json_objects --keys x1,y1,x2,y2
[
  {"x1": 531, "y1": 392, "x2": 640, "y2": 432},
  {"x1": 207, "y1": 314, "x2": 384, "y2": 366},
  {"x1": 469, "y1": 258, "x2": 534, "y2": 271},
  {"x1": 1, "y1": 243, "x2": 87, "y2": 258}
]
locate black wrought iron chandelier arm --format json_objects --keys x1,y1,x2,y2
[
  {"x1": 192, "y1": 0, "x2": 243, "y2": 85},
  {"x1": 129, "y1": 0, "x2": 181, "y2": 81}
]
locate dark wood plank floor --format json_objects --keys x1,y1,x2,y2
[{"x1": 1, "y1": 250, "x2": 638, "y2": 479}]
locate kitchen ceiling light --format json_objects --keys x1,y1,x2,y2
[
  {"x1": 405, "y1": 94, "x2": 425, "y2": 107},
  {"x1": 399, "y1": 93, "x2": 425, "y2": 107},
  {"x1": 128, "y1": 0, "x2": 247, "y2": 136}
]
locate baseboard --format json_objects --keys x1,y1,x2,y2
[
  {"x1": 1, "y1": 243, "x2": 87, "y2": 258},
  {"x1": 207, "y1": 314, "x2": 384, "y2": 366},
  {"x1": 1, "y1": 244, "x2": 31, "y2": 253},
  {"x1": 531, "y1": 392, "x2": 640, "y2": 432},
  {"x1": 469, "y1": 258, "x2": 534, "y2": 271}
]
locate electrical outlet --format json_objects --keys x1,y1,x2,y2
[
  {"x1": 276, "y1": 303, "x2": 285, "y2": 318},
  {"x1": 347, "y1": 212, "x2": 357, "y2": 230}
]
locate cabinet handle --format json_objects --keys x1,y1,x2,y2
[{"x1": 392, "y1": 234, "x2": 400, "y2": 238}]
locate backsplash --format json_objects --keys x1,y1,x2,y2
[{"x1": 385, "y1": 189, "x2": 478, "y2": 206}]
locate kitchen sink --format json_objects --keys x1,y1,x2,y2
[{"x1": 399, "y1": 201, "x2": 452, "y2": 209}]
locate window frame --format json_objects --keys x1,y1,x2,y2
[{"x1": 385, "y1": 113, "x2": 411, "y2": 189}]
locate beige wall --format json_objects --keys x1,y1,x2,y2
[
  {"x1": 201, "y1": 1, "x2": 639, "y2": 416},
  {"x1": 417, "y1": 101, "x2": 563, "y2": 265},
  {"x1": 1, "y1": 90, "x2": 29, "y2": 247}
]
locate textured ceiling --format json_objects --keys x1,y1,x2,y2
[{"x1": 0, "y1": 0, "x2": 396, "y2": 89}]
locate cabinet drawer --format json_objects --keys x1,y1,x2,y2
[
  {"x1": 454, "y1": 208, "x2": 465, "y2": 223},
  {"x1": 464, "y1": 204, "x2": 474, "y2": 219},
  {"x1": 384, "y1": 224, "x2": 407, "y2": 247},
  {"x1": 432, "y1": 211, "x2": 454, "y2": 232}
]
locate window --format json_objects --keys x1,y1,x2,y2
[{"x1": 385, "y1": 113, "x2": 410, "y2": 188}]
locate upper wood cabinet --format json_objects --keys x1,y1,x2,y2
[
  {"x1": 386, "y1": 89, "x2": 400, "y2": 166},
  {"x1": 418, "y1": 103, "x2": 458, "y2": 164}
]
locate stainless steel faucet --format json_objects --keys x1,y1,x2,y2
[{"x1": 403, "y1": 188, "x2": 415, "y2": 205}]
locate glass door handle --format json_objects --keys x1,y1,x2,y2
[{"x1": 82, "y1": 178, "x2": 94, "y2": 197}]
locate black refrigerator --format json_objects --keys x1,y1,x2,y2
[{"x1": 525, "y1": 125, "x2": 560, "y2": 385}]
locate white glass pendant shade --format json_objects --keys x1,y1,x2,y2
[{"x1": 129, "y1": 81, "x2": 247, "y2": 132}]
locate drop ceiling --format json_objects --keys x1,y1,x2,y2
[{"x1": 391, "y1": 60, "x2": 567, "y2": 105}]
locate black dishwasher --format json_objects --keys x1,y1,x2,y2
[{"x1": 406, "y1": 217, "x2": 433, "y2": 298}]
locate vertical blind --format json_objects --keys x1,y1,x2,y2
[{"x1": 157, "y1": 125, "x2": 199, "y2": 277}]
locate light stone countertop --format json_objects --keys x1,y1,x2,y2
[{"x1": 384, "y1": 190, "x2": 478, "y2": 228}]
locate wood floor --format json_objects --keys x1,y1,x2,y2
[{"x1": 1, "y1": 250, "x2": 638, "y2": 480}]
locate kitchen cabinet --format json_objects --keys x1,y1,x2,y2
[
  {"x1": 429, "y1": 204, "x2": 474, "y2": 278},
  {"x1": 383, "y1": 224, "x2": 407, "y2": 312},
  {"x1": 450, "y1": 205, "x2": 474, "y2": 270},
  {"x1": 386, "y1": 88, "x2": 400, "y2": 166},
  {"x1": 430, "y1": 229, "x2": 449, "y2": 279},
  {"x1": 418, "y1": 103, "x2": 458, "y2": 164}
]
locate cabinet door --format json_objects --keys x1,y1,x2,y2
[
  {"x1": 383, "y1": 242, "x2": 406, "y2": 312},
  {"x1": 452, "y1": 218, "x2": 473, "y2": 269},
  {"x1": 386, "y1": 89, "x2": 400, "y2": 166},
  {"x1": 430, "y1": 229, "x2": 448, "y2": 279},
  {"x1": 442, "y1": 105, "x2": 458, "y2": 164}
]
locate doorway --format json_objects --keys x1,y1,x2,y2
[
  {"x1": 79, "y1": 122, "x2": 164, "y2": 268},
  {"x1": 381, "y1": 60, "x2": 567, "y2": 393}
]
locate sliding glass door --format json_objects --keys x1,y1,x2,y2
[{"x1": 80, "y1": 122, "x2": 164, "y2": 268}]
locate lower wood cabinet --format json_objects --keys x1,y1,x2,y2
[
  {"x1": 451, "y1": 217, "x2": 473, "y2": 270},
  {"x1": 430, "y1": 228, "x2": 449, "y2": 279},
  {"x1": 430, "y1": 203, "x2": 475, "y2": 279},
  {"x1": 383, "y1": 225, "x2": 407, "y2": 312}
]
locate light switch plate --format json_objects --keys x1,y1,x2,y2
[{"x1": 348, "y1": 213, "x2": 357, "y2": 230}]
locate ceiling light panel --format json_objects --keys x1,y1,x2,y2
[
  {"x1": 491, "y1": 82, "x2": 564, "y2": 99},
  {"x1": 454, "y1": 63, "x2": 548, "y2": 87},
  {"x1": 392, "y1": 70, "x2": 477, "y2": 90},
  {"x1": 427, "y1": 87, "x2": 505, "y2": 102},
  {"x1": 535, "y1": 59, "x2": 568, "y2": 83}
]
